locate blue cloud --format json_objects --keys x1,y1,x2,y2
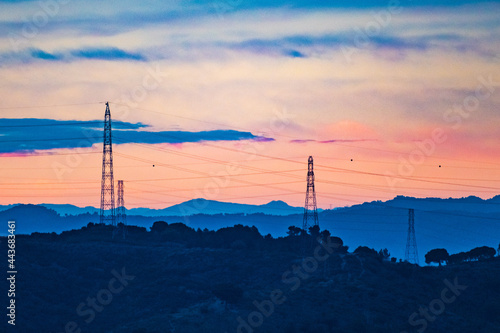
[
  {"x1": 0, "y1": 48, "x2": 61, "y2": 64},
  {"x1": 0, "y1": 30, "x2": 491, "y2": 66},
  {"x1": 112, "y1": 129, "x2": 264, "y2": 146},
  {"x1": 368, "y1": 36, "x2": 429, "y2": 51},
  {"x1": 226, "y1": 34, "x2": 378, "y2": 57},
  {"x1": 30, "y1": 49, "x2": 62, "y2": 60},
  {"x1": 284, "y1": 49, "x2": 306, "y2": 58},
  {"x1": 0, "y1": 119, "x2": 267, "y2": 154},
  {"x1": 70, "y1": 47, "x2": 145, "y2": 61},
  {"x1": 0, "y1": 47, "x2": 147, "y2": 65},
  {"x1": 191, "y1": 0, "x2": 499, "y2": 11},
  {"x1": 227, "y1": 32, "x2": 478, "y2": 58},
  {"x1": 290, "y1": 139, "x2": 376, "y2": 144},
  {"x1": 228, "y1": 37, "x2": 317, "y2": 58},
  {"x1": 1, "y1": 0, "x2": 495, "y2": 7}
]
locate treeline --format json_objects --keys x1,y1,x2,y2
[
  {"x1": 449, "y1": 246, "x2": 497, "y2": 264},
  {"x1": 28, "y1": 221, "x2": 353, "y2": 256},
  {"x1": 425, "y1": 246, "x2": 498, "y2": 266},
  {"x1": 29, "y1": 221, "x2": 499, "y2": 266}
]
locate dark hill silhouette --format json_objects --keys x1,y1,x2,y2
[
  {"x1": 0, "y1": 204, "x2": 70, "y2": 234},
  {"x1": 2, "y1": 224, "x2": 498, "y2": 333}
]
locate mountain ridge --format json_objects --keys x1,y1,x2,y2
[
  {"x1": 2, "y1": 194, "x2": 499, "y2": 217},
  {"x1": 1, "y1": 195, "x2": 499, "y2": 265},
  {"x1": 0, "y1": 199, "x2": 304, "y2": 217}
]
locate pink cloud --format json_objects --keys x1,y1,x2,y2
[
  {"x1": 0, "y1": 152, "x2": 38, "y2": 158},
  {"x1": 318, "y1": 120, "x2": 380, "y2": 140}
]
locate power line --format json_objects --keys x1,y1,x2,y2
[
  {"x1": 0, "y1": 121, "x2": 101, "y2": 128},
  {"x1": 113, "y1": 133, "x2": 500, "y2": 193},
  {"x1": 0, "y1": 102, "x2": 105, "y2": 110},
  {"x1": 125, "y1": 131, "x2": 500, "y2": 191},
  {"x1": 0, "y1": 136, "x2": 101, "y2": 143},
  {"x1": 109, "y1": 102, "x2": 500, "y2": 168}
]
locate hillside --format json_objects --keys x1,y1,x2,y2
[
  {"x1": 2, "y1": 195, "x2": 499, "y2": 264},
  {"x1": 1, "y1": 224, "x2": 499, "y2": 333}
]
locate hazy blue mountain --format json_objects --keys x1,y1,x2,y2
[
  {"x1": 13, "y1": 199, "x2": 305, "y2": 217},
  {"x1": 17, "y1": 195, "x2": 500, "y2": 217},
  {"x1": 2, "y1": 195, "x2": 499, "y2": 264},
  {"x1": 0, "y1": 204, "x2": 16, "y2": 213},
  {"x1": 40, "y1": 203, "x2": 100, "y2": 215},
  {"x1": 0, "y1": 204, "x2": 84, "y2": 234},
  {"x1": 379, "y1": 195, "x2": 500, "y2": 214},
  {"x1": 152, "y1": 198, "x2": 305, "y2": 216}
]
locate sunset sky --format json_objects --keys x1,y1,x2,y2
[{"x1": 1, "y1": 0, "x2": 500, "y2": 209}]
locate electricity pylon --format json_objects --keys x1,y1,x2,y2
[
  {"x1": 115, "y1": 180, "x2": 127, "y2": 239},
  {"x1": 100, "y1": 102, "x2": 115, "y2": 227},
  {"x1": 405, "y1": 208, "x2": 419, "y2": 264},
  {"x1": 303, "y1": 156, "x2": 319, "y2": 231}
]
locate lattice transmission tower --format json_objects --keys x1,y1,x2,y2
[
  {"x1": 100, "y1": 102, "x2": 116, "y2": 226},
  {"x1": 115, "y1": 180, "x2": 127, "y2": 239},
  {"x1": 405, "y1": 208, "x2": 419, "y2": 264},
  {"x1": 303, "y1": 156, "x2": 319, "y2": 231}
]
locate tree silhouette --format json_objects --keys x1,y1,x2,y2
[
  {"x1": 150, "y1": 221, "x2": 168, "y2": 233},
  {"x1": 287, "y1": 226, "x2": 302, "y2": 237},
  {"x1": 448, "y1": 246, "x2": 496, "y2": 264},
  {"x1": 308, "y1": 225, "x2": 320, "y2": 240},
  {"x1": 320, "y1": 229, "x2": 331, "y2": 242},
  {"x1": 448, "y1": 251, "x2": 467, "y2": 264},
  {"x1": 425, "y1": 248, "x2": 449, "y2": 266},
  {"x1": 469, "y1": 246, "x2": 496, "y2": 260},
  {"x1": 354, "y1": 246, "x2": 378, "y2": 256},
  {"x1": 379, "y1": 248, "x2": 390, "y2": 261}
]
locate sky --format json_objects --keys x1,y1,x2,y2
[{"x1": 0, "y1": 0, "x2": 500, "y2": 211}]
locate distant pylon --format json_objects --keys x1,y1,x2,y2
[
  {"x1": 100, "y1": 102, "x2": 115, "y2": 227},
  {"x1": 405, "y1": 208, "x2": 419, "y2": 264},
  {"x1": 115, "y1": 180, "x2": 127, "y2": 239},
  {"x1": 303, "y1": 156, "x2": 319, "y2": 231}
]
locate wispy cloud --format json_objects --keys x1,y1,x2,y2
[
  {"x1": 1, "y1": 1, "x2": 499, "y2": 65},
  {"x1": 70, "y1": 47, "x2": 145, "y2": 61},
  {"x1": 0, "y1": 118, "x2": 269, "y2": 154},
  {"x1": 3, "y1": 30, "x2": 490, "y2": 65},
  {"x1": 30, "y1": 49, "x2": 62, "y2": 60},
  {"x1": 290, "y1": 139, "x2": 377, "y2": 144},
  {"x1": 190, "y1": 0, "x2": 498, "y2": 10},
  {"x1": 0, "y1": 47, "x2": 146, "y2": 65}
]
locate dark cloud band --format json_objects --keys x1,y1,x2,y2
[{"x1": 0, "y1": 118, "x2": 269, "y2": 154}]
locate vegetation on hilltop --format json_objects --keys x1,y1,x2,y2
[{"x1": 2, "y1": 222, "x2": 499, "y2": 333}]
